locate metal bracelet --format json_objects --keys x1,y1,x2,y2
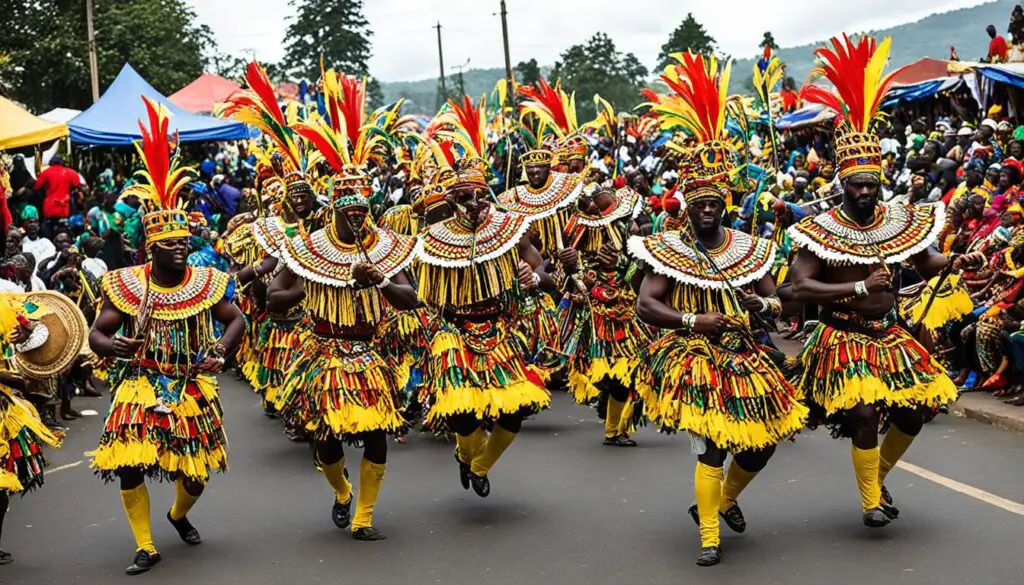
[
  {"x1": 376, "y1": 277, "x2": 392, "y2": 289},
  {"x1": 854, "y1": 280, "x2": 869, "y2": 298}
]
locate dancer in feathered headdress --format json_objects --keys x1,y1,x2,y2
[
  {"x1": 269, "y1": 65, "x2": 420, "y2": 542},
  {"x1": 89, "y1": 96, "x2": 245, "y2": 576},
  {"x1": 788, "y1": 35, "x2": 973, "y2": 530},
  {"x1": 221, "y1": 61, "x2": 319, "y2": 406},
  {"x1": 628, "y1": 52, "x2": 807, "y2": 567},
  {"x1": 517, "y1": 79, "x2": 591, "y2": 175}
]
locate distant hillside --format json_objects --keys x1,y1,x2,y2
[
  {"x1": 728, "y1": 0, "x2": 1013, "y2": 93},
  {"x1": 382, "y1": 0, "x2": 1016, "y2": 113}
]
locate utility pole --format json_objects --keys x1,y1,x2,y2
[
  {"x1": 434, "y1": 22, "x2": 447, "y2": 107},
  {"x1": 86, "y1": 0, "x2": 100, "y2": 102},
  {"x1": 500, "y1": 0, "x2": 513, "y2": 91},
  {"x1": 452, "y1": 59, "x2": 470, "y2": 98}
]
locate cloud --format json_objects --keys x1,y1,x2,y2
[{"x1": 186, "y1": 0, "x2": 990, "y2": 81}]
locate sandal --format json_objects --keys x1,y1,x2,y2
[{"x1": 602, "y1": 434, "x2": 638, "y2": 447}]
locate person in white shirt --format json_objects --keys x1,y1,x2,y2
[{"x1": 20, "y1": 207, "x2": 55, "y2": 268}]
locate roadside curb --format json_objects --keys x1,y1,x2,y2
[{"x1": 953, "y1": 394, "x2": 1024, "y2": 434}]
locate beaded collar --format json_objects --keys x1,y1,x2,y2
[
  {"x1": 416, "y1": 207, "x2": 531, "y2": 268},
  {"x1": 278, "y1": 225, "x2": 417, "y2": 288},
  {"x1": 102, "y1": 264, "x2": 231, "y2": 320},
  {"x1": 575, "y1": 187, "x2": 642, "y2": 228},
  {"x1": 497, "y1": 172, "x2": 582, "y2": 220},
  {"x1": 627, "y1": 228, "x2": 775, "y2": 290},
  {"x1": 788, "y1": 202, "x2": 944, "y2": 266},
  {"x1": 252, "y1": 216, "x2": 300, "y2": 257}
]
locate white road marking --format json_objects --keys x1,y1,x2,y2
[
  {"x1": 896, "y1": 461, "x2": 1024, "y2": 516},
  {"x1": 48, "y1": 460, "x2": 83, "y2": 474}
]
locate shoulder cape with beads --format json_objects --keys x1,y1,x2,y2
[
  {"x1": 101, "y1": 264, "x2": 233, "y2": 321},
  {"x1": 252, "y1": 216, "x2": 300, "y2": 257},
  {"x1": 277, "y1": 225, "x2": 417, "y2": 288},
  {"x1": 627, "y1": 228, "x2": 776, "y2": 290},
  {"x1": 416, "y1": 208, "x2": 532, "y2": 268},
  {"x1": 497, "y1": 172, "x2": 583, "y2": 220},
  {"x1": 787, "y1": 202, "x2": 944, "y2": 266}
]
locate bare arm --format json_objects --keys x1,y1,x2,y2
[
  {"x1": 790, "y1": 248, "x2": 862, "y2": 304},
  {"x1": 636, "y1": 272, "x2": 682, "y2": 329},
  {"x1": 910, "y1": 247, "x2": 949, "y2": 281},
  {"x1": 210, "y1": 298, "x2": 245, "y2": 355},
  {"x1": 379, "y1": 269, "x2": 419, "y2": 311},
  {"x1": 88, "y1": 289, "x2": 131, "y2": 358},
  {"x1": 236, "y1": 255, "x2": 277, "y2": 286},
  {"x1": 518, "y1": 235, "x2": 556, "y2": 294},
  {"x1": 266, "y1": 267, "x2": 304, "y2": 314}
]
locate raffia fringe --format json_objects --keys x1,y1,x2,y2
[
  {"x1": 305, "y1": 282, "x2": 384, "y2": 327},
  {"x1": 88, "y1": 375, "x2": 227, "y2": 483},
  {"x1": 568, "y1": 357, "x2": 641, "y2": 405},
  {"x1": 798, "y1": 323, "x2": 959, "y2": 415},
  {"x1": 417, "y1": 252, "x2": 519, "y2": 308}
]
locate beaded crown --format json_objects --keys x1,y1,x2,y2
[
  {"x1": 521, "y1": 149, "x2": 554, "y2": 166},
  {"x1": 800, "y1": 35, "x2": 898, "y2": 183}
]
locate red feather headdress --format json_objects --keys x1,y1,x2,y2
[{"x1": 132, "y1": 96, "x2": 193, "y2": 245}]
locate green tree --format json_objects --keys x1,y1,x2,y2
[
  {"x1": 514, "y1": 58, "x2": 542, "y2": 85},
  {"x1": 760, "y1": 31, "x2": 779, "y2": 51},
  {"x1": 656, "y1": 13, "x2": 717, "y2": 71},
  {"x1": 550, "y1": 33, "x2": 648, "y2": 121},
  {"x1": 282, "y1": 0, "x2": 373, "y2": 81},
  {"x1": 1, "y1": 0, "x2": 213, "y2": 112}
]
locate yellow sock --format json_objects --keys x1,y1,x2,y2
[
  {"x1": 456, "y1": 428, "x2": 487, "y2": 465},
  {"x1": 120, "y1": 484, "x2": 157, "y2": 554},
  {"x1": 720, "y1": 461, "x2": 758, "y2": 512},
  {"x1": 321, "y1": 458, "x2": 353, "y2": 504},
  {"x1": 878, "y1": 427, "x2": 916, "y2": 486},
  {"x1": 470, "y1": 426, "x2": 517, "y2": 477},
  {"x1": 604, "y1": 397, "x2": 625, "y2": 439},
  {"x1": 352, "y1": 459, "x2": 386, "y2": 531},
  {"x1": 169, "y1": 478, "x2": 201, "y2": 521},
  {"x1": 851, "y1": 446, "x2": 882, "y2": 512},
  {"x1": 694, "y1": 462, "x2": 724, "y2": 548}
]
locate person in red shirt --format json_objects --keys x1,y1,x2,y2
[
  {"x1": 31, "y1": 155, "x2": 80, "y2": 238},
  {"x1": 988, "y1": 24, "x2": 1009, "y2": 63}
]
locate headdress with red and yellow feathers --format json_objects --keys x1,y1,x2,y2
[
  {"x1": 128, "y1": 96, "x2": 194, "y2": 247},
  {"x1": 644, "y1": 52, "x2": 736, "y2": 205},
  {"x1": 799, "y1": 34, "x2": 898, "y2": 182}
]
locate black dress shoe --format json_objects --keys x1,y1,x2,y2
[
  {"x1": 602, "y1": 435, "x2": 638, "y2": 447},
  {"x1": 863, "y1": 507, "x2": 891, "y2": 528},
  {"x1": 720, "y1": 503, "x2": 746, "y2": 533},
  {"x1": 167, "y1": 511, "x2": 202, "y2": 545},
  {"x1": 881, "y1": 484, "x2": 893, "y2": 505},
  {"x1": 470, "y1": 472, "x2": 490, "y2": 498},
  {"x1": 0, "y1": 549, "x2": 13, "y2": 565},
  {"x1": 352, "y1": 527, "x2": 386, "y2": 541},
  {"x1": 455, "y1": 451, "x2": 471, "y2": 490},
  {"x1": 125, "y1": 550, "x2": 162, "y2": 575},
  {"x1": 332, "y1": 497, "x2": 352, "y2": 530},
  {"x1": 695, "y1": 546, "x2": 721, "y2": 566}
]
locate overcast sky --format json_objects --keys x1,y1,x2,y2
[{"x1": 187, "y1": 0, "x2": 990, "y2": 81}]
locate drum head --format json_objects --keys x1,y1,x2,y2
[{"x1": 14, "y1": 291, "x2": 88, "y2": 379}]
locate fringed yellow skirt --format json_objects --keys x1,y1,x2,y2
[
  {"x1": 0, "y1": 386, "x2": 62, "y2": 493},
  {"x1": 422, "y1": 319, "x2": 550, "y2": 425},
  {"x1": 518, "y1": 292, "x2": 562, "y2": 371},
  {"x1": 798, "y1": 321, "x2": 959, "y2": 416},
  {"x1": 377, "y1": 307, "x2": 435, "y2": 403},
  {"x1": 635, "y1": 332, "x2": 808, "y2": 451},
  {"x1": 256, "y1": 315, "x2": 309, "y2": 404},
  {"x1": 277, "y1": 335, "x2": 404, "y2": 440},
  {"x1": 90, "y1": 372, "x2": 227, "y2": 483},
  {"x1": 562, "y1": 301, "x2": 652, "y2": 405}
]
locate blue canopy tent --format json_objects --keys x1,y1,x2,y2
[
  {"x1": 882, "y1": 77, "x2": 964, "y2": 107},
  {"x1": 68, "y1": 64, "x2": 247, "y2": 146}
]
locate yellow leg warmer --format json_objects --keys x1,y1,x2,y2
[
  {"x1": 322, "y1": 458, "x2": 353, "y2": 504},
  {"x1": 851, "y1": 446, "x2": 882, "y2": 512},
  {"x1": 604, "y1": 397, "x2": 625, "y2": 439},
  {"x1": 470, "y1": 426, "x2": 517, "y2": 477},
  {"x1": 878, "y1": 427, "x2": 916, "y2": 486},
  {"x1": 352, "y1": 459, "x2": 386, "y2": 531},
  {"x1": 695, "y1": 462, "x2": 724, "y2": 548},
  {"x1": 169, "y1": 478, "x2": 201, "y2": 521},
  {"x1": 456, "y1": 428, "x2": 487, "y2": 465},
  {"x1": 120, "y1": 484, "x2": 157, "y2": 554},
  {"x1": 720, "y1": 461, "x2": 758, "y2": 512}
]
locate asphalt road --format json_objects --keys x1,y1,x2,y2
[{"x1": 5, "y1": 371, "x2": 1024, "y2": 585}]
